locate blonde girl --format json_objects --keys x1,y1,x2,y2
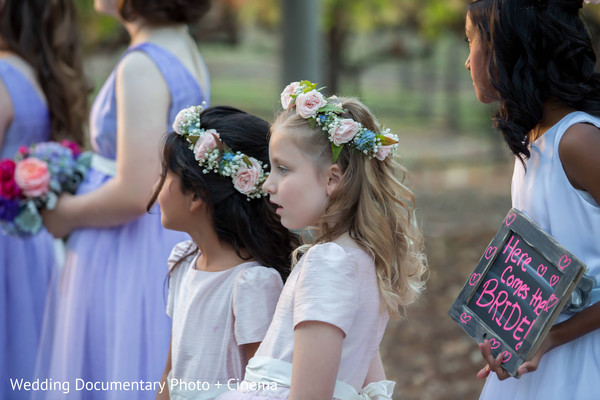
[{"x1": 217, "y1": 81, "x2": 427, "y2": 400}]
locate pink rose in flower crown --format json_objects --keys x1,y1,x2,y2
[
  {"x1": 193, "y1": 130, "x2": 220, "y2": 161},
  {"x1": 233, "y1": 157, "x2": 262, "y2": 195},
  {"x1": 281, "y1": 81, "x2": 300, "y2": 109},
  {"x1": 0, "y1": 159, "x2": 22, "y2": 199},
  {"x1": 295, "y1": 90, "x2": 328, "y2": 119},
  {"x1": 331, "y1": 119, "x2": 360, "y2": 146},
  {"x1": 375, "y1": 134, "x2": 398, "y2": 161},
  {"x1": 14, "y1": 158, "x2": 51, "y2": 197}
]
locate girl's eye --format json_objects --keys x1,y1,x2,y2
[
  {"x1": 464, "y1": 37, "x2": 471, "y2": 47},
  {"x1": 278, "y1": 165, "x2": 289, "y2": 174}
]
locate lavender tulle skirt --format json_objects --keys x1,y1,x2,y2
[
  {"x1": 34, "y1": 169, "x2": 189, "y2": 400},
  {"x1": 1, "y1": 230, "x2": 55, "y2": 400}
]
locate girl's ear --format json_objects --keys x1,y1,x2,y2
[
  {"x1": 189, "y1": 194, "x2": 205, "y2": 212},
  {"x1": 325, "y1": 164, "x2": 343, "y2": 196}
]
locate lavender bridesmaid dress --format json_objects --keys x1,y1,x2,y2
[
  {"x1": 35, "y1": 43, "x2": 209, "y2": 400},
  {"x1": 0, "y1": 60, "x2": 55, "y2": 400}
]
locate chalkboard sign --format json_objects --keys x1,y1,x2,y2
[{"x1": 448, "y1": 208, "x2": 586, "y2": 377}]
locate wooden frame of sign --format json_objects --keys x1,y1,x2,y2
[{"x1": 448, "y1": 208, "x2": 585, "y2": 377}]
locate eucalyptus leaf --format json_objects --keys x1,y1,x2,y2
[
  {"x1": 46, "y1": 192, "x2": 58, "y2": 210},
  {"x1": 14, "y1": 201, "x2": 42, "y2": 235},
  {"x1": 331, "y1": 143, "x2": 343, "y2": 163}
]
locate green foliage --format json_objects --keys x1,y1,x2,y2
[{"x1": 74, "y1": 0, "x2": 123, "y2": 49}]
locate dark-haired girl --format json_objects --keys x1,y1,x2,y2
[
  {"x1": 464, "y1": 0, "x2": 600, "y2": 398},
  {"x1": 152, "y1": 105, "x2": 297, "y2": 400},
  {"x1": 0, "y1": 0, "x2": 87, "y2": 397},
  {"x1": 37, "y1": 1, "x2": 211, "y2": 398}
]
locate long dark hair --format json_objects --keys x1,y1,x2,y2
[
  {"x1": 0, "y1": 0, "x2": 88, "y2": 145},
  {"x1": 468, "y1": 0, "x2": 600, "y2": 160},
  {"x1": 148, "y1": 106, "x2": 298, "y2": 280},
  {"x1": 119, "y1": 0, "x2": 212, "y2": 24}
]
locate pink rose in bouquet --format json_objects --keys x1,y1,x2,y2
[
  {"x1": 60, "y1": 140, "x2": 82, "y2": 158},
  {"x1": 331, "y1": 119, "x2": 360, "y2": 146},
  {"x1": 233, "y1": 158, "x2": 261, "y2": 195},
  {"x1": 0, "y1": 159, "x2": 22, "y2": 199},
  {"x1": 295, "y1": 90, "x2": 328, "y2": 119},
  {"x1": 14, "y1": 158, "x2": 51, "y2": 198}
]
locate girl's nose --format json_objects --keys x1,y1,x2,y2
[
  {"x1": 465, "y1": 56, "x2": 471, "y2": 71},
  {"x1": 262, "y1": 173, "x2": 275, "y2": 195}
]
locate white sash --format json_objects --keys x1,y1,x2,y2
[
  {"x1": 91, "y1": 154, "x2": 117, "y2": 177},
  {"x1": 243, "y1": 356, "x2": 395, "y2": 400}
]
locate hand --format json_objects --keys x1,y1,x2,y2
[
  {"x1": 476, "y1": 333, "x2": 557, "y2": 380},
  {"x1": 514, "y1": 332, "x2": 556, "y2": 376},
  {"x1": 476, "y1": 340, "x2": 511, "y2": 380},
  {"x1": 41, "y1": 193, "x2": 75, "y2": 238}
]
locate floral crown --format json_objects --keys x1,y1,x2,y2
[
  {"x1": 280, "y1": 80, "x2": 399, "y2": 162},
  {"x1": 172, "y1": 105, "x2": 268, "y2": 200}
]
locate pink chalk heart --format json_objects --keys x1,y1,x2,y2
[
  {"x1": 484, "y1": 246, "x2": 497, "y2": 260},
  {"x1": 460, "y1": 313, "x2": 471, "y2": 324},
  {"x1": 546, "y1": 294, "x2": 559, "y2": 311},
  {"x1": 558, "y1": 255, "x2": 571, "y2": 270},
  {"x1": 536, "y1": 264, "x2": 547, "y2": 277},
  {"x1": 468, "y1": 273, "x2": 481, "y2": 286},
  {"x1": 501, "y1": 351, "x2": 512, "y2": 363},
  {"x1": 505, "y1": 213, "x2": 516, "y2": 226},
  {"x1": 489, "y1": 338, "x2": 501, "y2": 350},
  {"x1": 549, "y1": 275, "x2": 559, "y2": 287}
]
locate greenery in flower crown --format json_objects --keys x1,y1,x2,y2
[
  {"x1": 172, "y1": 105, "x2": 269, "y2": 200},
  {"x1": 281, "y1": 80, "x2": 399, "y2": 162}
]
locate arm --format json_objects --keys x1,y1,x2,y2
[
  {"x1": 42, "y1": 51, "x2": 170, "y2": 238},
  {"x1": 156, "y1": 335, "x2": 172, "y2": 400},
  {"x1": 0, "y1": 76, "x2": 13, "y2": 150},
  {"x1": 289, "y1": 321, "x2": 344, "y2": 400},
  {"x1": 478, "y1": 122, "x2": 600, "y2": 380},
  {"x1": 363, "y1": 351, "x2": 386, "y2": 386},
  {"x1": 245, "y1": 342, "x2": 260, "y2": 363}
]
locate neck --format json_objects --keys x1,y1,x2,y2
[
  {"x1": 189, "y1": 229, "x2": 253, "y2": 272},
  {"x1": 530, "y1": 99, "x2": 575, "y2": 142},
  {"x1": 124, "y1": 20, "x2": 188, "y2": 46}
]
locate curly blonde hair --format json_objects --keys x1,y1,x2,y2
[{"x1": 273, "y1": 97, "x2": 428, "y2": 318}]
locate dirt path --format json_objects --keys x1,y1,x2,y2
[{"x1": 381, "y1": 143, "x2": 514, "y2": 399}]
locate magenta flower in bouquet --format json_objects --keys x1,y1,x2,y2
[{"x1": 0, "y1": 140, "x2": 91, "y2": 237}]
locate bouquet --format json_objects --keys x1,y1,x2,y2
[{"x1": 0, "y1": 140, "x2": 91, "y2": 237}]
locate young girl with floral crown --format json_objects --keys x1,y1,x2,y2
[
  {"x1": 216, "y1": 81, "x2": 428, "y2": 400},
  {"x1": 151, "y1": 105, "x2": 298, "y2": 400},
  {"x1": 0, "y1": 0, "x2": 87, "y2": 397},
  {"x1": 464, "y1": 0, "x2": 600, "y2": 399}
]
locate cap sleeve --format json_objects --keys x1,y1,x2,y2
[
  {"x1": 293, "y1": 243, "x2": 359, "y2": 336},
  {"x1": 233, "y1": 266, "x2": 284, "y2": 345},
  {"x1": 166, "y1": 240, "x2": 195, "y2": 317}
]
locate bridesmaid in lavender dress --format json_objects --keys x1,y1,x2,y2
[
  {"x1": 0, "y1": 1, "x2": 87, "y2": 398},
  {"x1": 38, "y1": 1, "x2": 211, "y2": 399}
]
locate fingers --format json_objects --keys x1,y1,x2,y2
[
  {"x1": 477, "y1": 364, "x2": 490, "y2": 379},
  {"x1": 478, "y1": 340, "x2": 512, "y2": 381}
]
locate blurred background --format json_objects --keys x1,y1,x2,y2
[{"x1": 74, "y1": 1, "x2": 600, "y2": 398}]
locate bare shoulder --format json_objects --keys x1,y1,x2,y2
[
  {"x1": 115, "y1": 50, "x2": 168, "y2": 97},
  {"x1": 558, "y1": 121, "x2": 600, "y2": 197},
  {"x1": 0, "y1": 75, "x2": 13, "y2": 134}
]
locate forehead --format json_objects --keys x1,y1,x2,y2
[{"x1": 465, "y1": 13, "x2": 475, "y2": 33}]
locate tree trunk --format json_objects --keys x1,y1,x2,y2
[{"x1": 281, "y1": 0, "x2": 322, "y2": 86}]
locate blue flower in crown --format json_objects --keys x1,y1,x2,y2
[
  {"x1": 172, "y1": 105, "x2": 269, "y2": 200},
  {"x1": 280, "y1": 80, "x2": 399, "y2": 162}
]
